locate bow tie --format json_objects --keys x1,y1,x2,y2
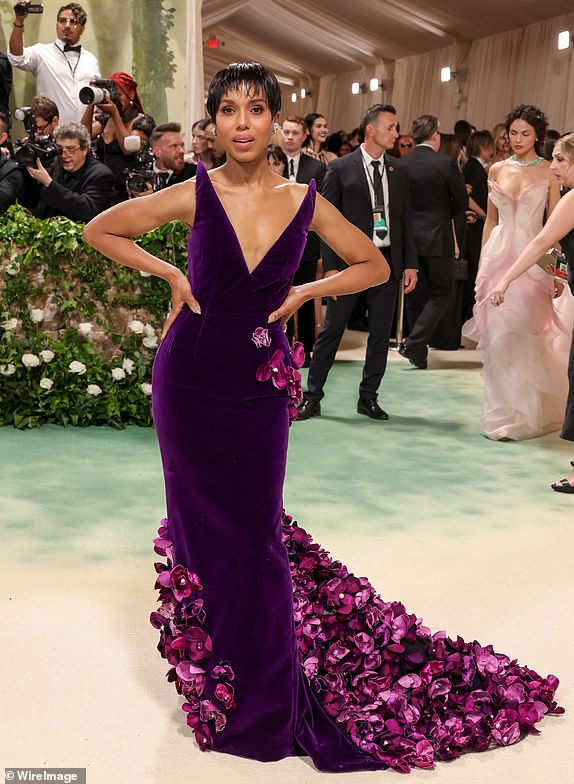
[{"x1": 64, "y1": 44, "x2": 81, "y2": 53}]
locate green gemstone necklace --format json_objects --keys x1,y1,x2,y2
[{"x1": 509, "y1": 154, "x2": 543, "y2": 167}]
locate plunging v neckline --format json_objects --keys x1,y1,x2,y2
[{"x1": 200, "y1": 163, "x2": 312, "y2": 275}]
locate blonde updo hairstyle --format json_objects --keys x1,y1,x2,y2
[{"x1": 555, "y1": 132, "x2": 574, "y2": 161}]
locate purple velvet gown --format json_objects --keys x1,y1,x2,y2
[{"x1": 150, "y1": 163, "x2": 561, "y2": 773}]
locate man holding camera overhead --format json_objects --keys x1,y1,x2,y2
[{"x1": 8, "y1": 2, "x2": 99, "y2": 124}]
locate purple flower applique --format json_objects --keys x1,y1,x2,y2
[
  {"x1": 251, "y1": 326, "x2": 271, "y2": 348},
  {"x1": 290, "y1": 341, "x2": 305, "y2": 369},
  {"x1": 150, "y1": 519, "x2": 237, "y2": 753},
  {"x1": 256, "y1": 349, "x2": 289, "y2": 389}
]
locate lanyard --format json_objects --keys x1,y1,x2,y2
[{"x1": 54, "y1": 43, "x2": 81, "y2": 79}]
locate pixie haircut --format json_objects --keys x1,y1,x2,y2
[
  {"x1": 206, "y1": 63, "x2": 281, "y2": 123},
  {"x1": 505, "y1": 104, "x2": 548, "y2": 154}
]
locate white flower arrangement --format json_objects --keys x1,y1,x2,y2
[
  {"x1": 78, "y1": 322, "x2": 93, "y2": 336},
  {"x1": 22, "y1": 353, "x2": 40, "y2": 368},
  {"x1": 87, "y1": 384, "x2": 102, "y2": 396},
  {"x1": 30, "y1": 308, "x2": 45, "y2": 323},
  {"x1": 39, "y1": 377, "x2": 54, "y2": 391},
  {"x1": 40, "y1": 350, "x2": 55, "y2": 362},
  {"x1": 111, "y1": 367, "x2": 126, "y2": 381},
  {"x1": 68, "y1": 360, "x2": 87, "y2": 374}
]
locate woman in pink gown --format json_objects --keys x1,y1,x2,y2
[{"x1": 463, "y1": 105, "x2": 569, "y2": 440}]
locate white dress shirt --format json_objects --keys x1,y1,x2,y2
[
  {"x1": 286, "y1": 153, "x2": 301, "y2": 181},
  {"x1": 360, "y1": 144, "x2": 390, "y2": 248},
  {"x1": 9, "y1": 40, "x2": 100, "y2": 124}
]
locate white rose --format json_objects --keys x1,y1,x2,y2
[
  {"x1": 129, "y1": 320, "x2": 145, "y2": 334},
  {"x1": 78, "y1": 322, "x2": 93, "y2": 336},
  {"x1": 0, "y1": 363, "x2": 16, "y2": 375},
  {"x1": 40, "y1": 377, "x2": 54, "y2": 391},
  {"x1": 143, "y1": 335, "x2": 158, "y2": 349},
  {"x1": 144, "y1": 323, "x2": 156, "y2": 337},
  {"x1": 87, "y1": 384, "x2": 102, "y2": 396},
  {"x1": 122, "y1": 357, "x2": 135, "y2": 375},
  {"x1": 68, "y1": 360, "x2": 87, "y2": 375},
  {"x1": 2, "y1": 317, "x2": 18, "y2": 331},
  {"x1": 22, "y1": 353, "x2": 40, "y2": 368},
  {"x1": 139, "y1": 270, "x2": 152, "y2": 278},
  {"x1": 6, "y1": 261, "x2": 20, "y2": 275},
  {"x1": 111, "y1": 367, "x2": 126, "y2": 381},
  {"x1": 40, "y1": 350, "x2": 55, "y2": 362},
  {"x1": 140, "y1": 382, "x2": 152, "y2": 396},
  {"x1": 30, "y1": 308, "x2": 45, "y2": 323}
]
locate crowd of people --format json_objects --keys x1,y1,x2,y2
[{"x1": 1, "y1": 4, "x2": 574, "y2": 489}]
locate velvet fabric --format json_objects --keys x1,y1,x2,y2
[{"x1": 150, "y1": 163, "x2": 561, "y2": 772}]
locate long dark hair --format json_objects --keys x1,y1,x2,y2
[{"x1": 206, "y1": 63, "x2": 281, "y2": 123}]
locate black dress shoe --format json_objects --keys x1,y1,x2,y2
[
  {"x1": 357, "y1": 399, "x2": 389, "y2": 420},
  {"x1": 398, "y1": 343, "x2": 428, "y2": 369},
  {"x1": 297, "y1": 398, "x2": 321, "y2": 420}
]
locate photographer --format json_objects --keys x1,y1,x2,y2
[
  {"x1": 82, "y1": 71, "x2": 145, "y2": 202},
  {"x1": 30, "y1": 95, "x2": 59, "y2": 137},
  {"x1": 25, "y1": 120, "x2": 113, "y2": 222},
  {"x1": 0, "y1": 111, "x2": 23, "y2": 213},
  {"x1": 8, "y1": 3, "x2": 99, "y2": 124}
]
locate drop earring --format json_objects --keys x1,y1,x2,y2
[{"x1": 273, "y1": 122, "x2": 280, "y2": 134}]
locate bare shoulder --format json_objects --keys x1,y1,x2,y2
[{"x1": 488, "y1": 160, "x2": 504, "y2": 181}]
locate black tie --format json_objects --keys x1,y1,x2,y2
[
  {"x1": 157, "y1": 171, "x2": 170, "y2": 189},
  {"x1": 64, "y1": 44, "x2": 81, "y2": 53},
  {"x1": 370, "y1": 160, "x2": 384, "y2": 208},
  {"x1": 289, "y1": 159, "x2": 295, "y2": 180}
]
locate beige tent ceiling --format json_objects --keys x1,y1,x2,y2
[{"x1": 202, "y1": 0, "x2": 574, "y2": 84}]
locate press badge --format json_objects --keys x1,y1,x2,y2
[{"x1": 373, "y1": 208, "x2": 388, "y2": 242}]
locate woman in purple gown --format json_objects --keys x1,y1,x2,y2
[{"x1": 84, "y1": 64, "x2": 561, "y2": 773}]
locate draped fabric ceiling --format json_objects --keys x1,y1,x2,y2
[{"x1": 197, "y1": 0, "x2": 574, "y2": 133}]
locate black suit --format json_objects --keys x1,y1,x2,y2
[
  {"x1": 31, "y1": 154, "x2": 115, "y2": 222},
  {"x1": 167, "y1": 162, "x2": 197, "y2": 186},
  {"x1": 462, "y1": 157, "x2": 488, "y2": 321},
  {"x1": 305, "y1": 146, "x2": 417, "y2": 404},
  {"x1": 283, "y1": 153, "x2": 326, "y2": 355},
  {"x1": 0, "y1": 156, "x2": 23, "y2": 214},
  {"x1": 396, "y1": 144, "x2": 467, "y2": 358}
]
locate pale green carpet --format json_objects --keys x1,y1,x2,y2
[{"x1": 1, "y1": 350, "x2": 572, "y2": 784}]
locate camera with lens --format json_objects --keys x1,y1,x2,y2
[
  {"x1": 126, "y1": 147, "x2": 156, "y2": 197},
  {"x1": 79, "y1": 79, "x2": 117, "y2": 106},
  {"x1": 13, "y1": 106, "x2": 61, "y2": 169}
]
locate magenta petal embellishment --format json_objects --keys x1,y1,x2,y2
[
  {"x1": 290, "y1": 341, "x2": 305, "y2": 369},
  {"x1": 256, "y1": 349, "x2": 289, "y2": 389},
  {"x1": 252, "y1": 326, "x2": 271, "y2": 348}
]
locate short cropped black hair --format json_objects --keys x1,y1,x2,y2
[
  {"x1": 149, "y1": 122, "x2": 181, "y2": 147},
  {"x1": 206, "y1": 63, "x2": 281, "y2": 123},
  {"x1": 359, "y1": 104, "x2": 397, "y2": 140},
  {"x1": 505, "y1": 104, "x2": 548, "y2": 154}
]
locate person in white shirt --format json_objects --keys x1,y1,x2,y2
[{"x1": 8, "y1": 2, "x2": 99, "y2": 124}]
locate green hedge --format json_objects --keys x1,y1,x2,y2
[{"x1": 0, "y1": 205, "x2": 188, "y2": 428}]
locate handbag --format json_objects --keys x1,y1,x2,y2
[{"x1": 453, "y1": 257, "x2": 468, "y2": 281}]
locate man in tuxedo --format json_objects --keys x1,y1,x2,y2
[
  {"x1": 281, "y1": 115, "x2": 326, "y2": 362},
  {"x1": 8, "y1": 2, "x2": 100, "y2": 124},
  {"x1": 151, "y1": 122, "x2": 196, "y2": 189},
  {"x1": 396, "y1": 115, "x2": 468, "y2": 368},
  {"x1": 25, "y1": 120, "x2": 114, "y2": 222},
  {"x1": 297, "y1": 104, "x2": 418, "y2": 421}
]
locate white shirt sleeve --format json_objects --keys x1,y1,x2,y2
[{"x1": 8, "y1": 44, "x2": 41, "y2": 73}]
